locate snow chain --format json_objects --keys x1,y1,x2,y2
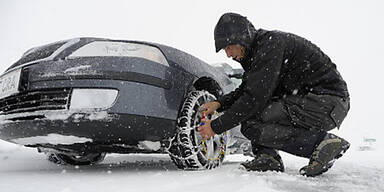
[{"x1": 167, "y1": 90, "x2": 227, "y2": 170}]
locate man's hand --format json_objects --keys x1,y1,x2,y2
[
  {"x1": 197, "y1": 118, "x2": 215, "y2": 140},
  {"x1": 201, "y1": 101, "x2": 221, "y2": 117}
]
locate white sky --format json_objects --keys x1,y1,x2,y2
[{"x1": 0, "y1": 0, "x2": 383, "y2": 143}]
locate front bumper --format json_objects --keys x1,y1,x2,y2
[{"x1": 0, "y1": 110, "x2": 176, "y2": 145}]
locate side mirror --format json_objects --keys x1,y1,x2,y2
[
  {"x1": 212, "y1": 63, "x2": 244, "y2": 78},
  {"x1": 212, "y1": 63, "x2": 243, "y2": 87},
  {"x1": 227, "y1": 69, "x2": 243, "y2": 79}
]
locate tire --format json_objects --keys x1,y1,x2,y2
[
  {"x1": 47, "y1": 152, "x2": 106, "y2": 166},
  {"x1": 168, "y1": 90, "x2": 228, "y2": 170}
]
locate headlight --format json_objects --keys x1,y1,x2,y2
[{"x1": 69, "y1": 89, "x2": 118, "y2": 110}]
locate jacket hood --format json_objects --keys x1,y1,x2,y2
[{"x1": 214, "y1": 13, "x2": 257, "y2": 52}]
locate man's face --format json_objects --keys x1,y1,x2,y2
[{"x1": 224, "y1": 44, "x2": 245, "y2": 60}]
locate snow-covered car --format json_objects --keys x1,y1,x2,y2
[{"x1": 0, "y1": 37, "x2": 245, "y2": 169}]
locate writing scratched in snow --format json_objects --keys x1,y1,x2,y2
[{"x1": 104, "y1": 44, "x2": 140, "y2": 56}]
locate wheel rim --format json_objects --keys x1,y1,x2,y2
[{"x1": 191, "y1": 94, "x2": 226, "y2": 163}]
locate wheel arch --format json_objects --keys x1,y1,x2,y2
[{"x1": 191, "y1": 76, "x2": 223, "y2": 99}]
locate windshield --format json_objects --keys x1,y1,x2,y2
[
  {"x1": 10, "y1": 41, "x2": 66, "y2": 69},
  {"x1": 68, "y1": 41, "x2": 169, "y2": 66}
]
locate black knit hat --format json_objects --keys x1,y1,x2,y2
[{"x1": 214, "y1": 13, "x2": 256, "y2": 52}]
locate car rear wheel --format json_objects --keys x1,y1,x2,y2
[
  {"x1": 168, "y1": 90, "x2": 227, "y2": 170},
  {"x1": 47, "y1": 152, "x2": 106, "y2": 166}
]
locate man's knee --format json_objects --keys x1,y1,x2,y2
[{"x1": 283, "y1": 94, "x2": 349, "y2": 131}]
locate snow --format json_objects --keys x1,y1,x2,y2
[
  {"x1": 63, "y1": 65, "x2": 92, "y2": 73},
  {"x1": 40, "y1": 65, "x2": 99, "y2": 78},
  {"x1": 11, "y1": 133, "x2": 93, "y2": 145},
  {"x1": 86, "y1": 111, "x2": 111, "y2": 121},
  {"x1": 138, "y1": 141, "x2": 162, "y2": 151},
  {"x1": 0, "y1": 140, "x2": 383, "y2": 192},
  {"x1": 0, "y1": 0, "x2": 383, "y2": 191},
  {"x1": 0, "y1": 110, "x2": 114, "y2": 122}
]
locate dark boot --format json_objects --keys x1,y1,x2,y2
[
  {"x1": 300, "y1": 133, "x2": 350, "y2": 177},
  {"x1": 241, "y1": 153, "x2": 285, "y2": 172}
]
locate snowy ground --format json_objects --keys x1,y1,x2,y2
[{"x1": 0, "y1": 140, "x2": 383, "y2": 192}]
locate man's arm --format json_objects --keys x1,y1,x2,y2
[
  {"x1": 216, "y1": 81, "x2": 246, "y2": 112},
  {"x1": 211, "y1": 33, "x2": 286, "y2": 134}
]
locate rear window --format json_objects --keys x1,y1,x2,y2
[
  {"x1": 13, "y1": 42, "x2": 66, "y2": 67},
  {"x1": 68, "y1": 41, "x2": 169, "y2": 66}
]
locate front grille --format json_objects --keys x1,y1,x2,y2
[{"x1": 0, "y1": 89, "x2": 71, "y2": 115}]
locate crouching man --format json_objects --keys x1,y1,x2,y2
[{"x1": 198, "y1": 13, "x2": 350, "y2": 177}]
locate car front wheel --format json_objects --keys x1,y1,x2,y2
[{"x1": 168, "y1": 90, "x2": 227, "y2": 170}]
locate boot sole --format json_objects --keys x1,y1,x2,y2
[
  {"x1": 318, "y1": 139, "x2": 349, "y2": 162},
  {"x1": 303, "y1": 138, "x2": 350, "y2": 177}
]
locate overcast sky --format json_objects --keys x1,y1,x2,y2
[{"x1": 0, "y1": 0, "x2": 383, "y2": 143}]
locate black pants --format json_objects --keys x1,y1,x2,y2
[{"x1": 241, "y1": 93, "x2": 350, "y2": 158}]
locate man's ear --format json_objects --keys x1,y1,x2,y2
[{"x1": 240, "y1": 46, "x2": 245, "y2": 56}]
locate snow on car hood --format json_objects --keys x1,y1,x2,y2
[{"x1": 11, "y1": 133, "x2": 92, "y2": 145}]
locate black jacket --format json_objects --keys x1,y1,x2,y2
[{"x1": 211, "y1": 28, "x2": 349, "y2": 134}]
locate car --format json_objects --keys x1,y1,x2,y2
[{"x1": 0, "y1": 37, "x2": 247, "y2": 169}]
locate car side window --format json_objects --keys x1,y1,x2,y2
[{"x1": 67, "y1": 41, "x2": 169, "y2": 66}]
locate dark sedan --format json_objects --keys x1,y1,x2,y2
[{"x1": 0, "y1": 38, "x2": 248, "y2": 169}]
